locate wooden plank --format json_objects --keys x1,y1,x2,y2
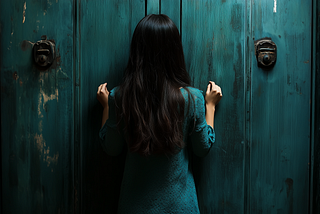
[
  {"x1": 160, "y1": 0, "x2": 180, "y2": 32},
  {"x1": 312, "y1": 0, "x2": 320, "y2": 213},
  {"x1": 79, "y1": 0, "x2": 145, "y2": 213},
  {"x1": 0, "y1": 0, "x2": 74, "y2": 213},
  {"x1": 250, "y1": 0, "x2": 312, "y2": 213},
  {"x1": 147, "y1": 0, "x2": 159, "y2": 15},
  {"x1": 182, "y1": 0, "x2": 245, "y2": 213}
]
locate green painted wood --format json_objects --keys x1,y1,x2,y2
[
  {"x1": 79, "y1": 0, "x2": 145, "y2": 213},
  {"x1": 0, "y1": 0, "x2": 74, "y2": 213},
  {"x1": 160, "y1": 0, "x2": 180, "y2": 32},
  {"x1": 250, "y1": 0, "x2": 312, "y2": 213},
  {"x1": 182, "y1": 1, "x2": 245, "y2": 213},
  {"x1": 1, "y1": 1, "x2": 317, "y2": 213},
  {"x1": 312, "y1": 0, "x2": 320, "y2": 213},
  {"x1": 147, "y1": 0, "x2": 160, "y2": 15}
]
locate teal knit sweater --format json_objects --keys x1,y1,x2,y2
[{"x1": 99, "y1": 87, "x2": 215, "y2": 214}]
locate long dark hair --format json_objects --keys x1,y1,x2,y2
[{"x1": 117, "y1": 14, "x2": 191, "y2": 156}]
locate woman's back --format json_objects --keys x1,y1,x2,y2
[{"x1": 100, "y1": 87, "x2": 215, "y2": 213}]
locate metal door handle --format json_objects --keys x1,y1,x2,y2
[
  {"x1": 33, "y1": 35, "x2": 55, "y2": 68},
  {"x1": 254, "y1": 37, "x2": 277, "y2": 68}
]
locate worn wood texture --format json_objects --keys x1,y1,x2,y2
[
  {"x1": 250, "y1": 0, "x2": 312, "y2": 213},
  {"x1": 78, "y1": 0, "x2": 144, "y2": 213},
  {"x1": 312, "y1": 0, "x2": 320, "y2": 213},
  {"x1": 0, "y1": 0, "x2": 74, "y2": 213},
  {"x1": 147, "y1": 0, "x2": 160, "y2": 15},
  {"x1": 160, "y1": 0, "x2": 180, "y2": 32},
  {"x1": 182, "y1": 1, "x2": 245, "y2": 213},
  {"x1": 1, "y1": 0, "x2": 317, "y2": 213}
]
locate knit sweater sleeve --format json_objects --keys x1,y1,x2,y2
[
  {"x1": 188, "y1": 89, "x2": 215, "y2": 157},
  {"x1": 99, "y1": 88, "x2": 125, "y2": 156}
]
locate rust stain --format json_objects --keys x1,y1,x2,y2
[
  {"x1": 56, "y1": 56, "x2": 61, "y2": 64},
  {"x1": 13, "y1": 71, "x2": 18, "y2": 80},
  {"x1": 304, "y1": 60, "x2": 309, "y2": 64},
  {"x1": 20, "y1": 40, "x2": 34, "y2": 51},
  {"x1": 19, "y1": 80, "x2": 23, "y2": 86}
]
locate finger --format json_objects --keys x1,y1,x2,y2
[
  {"x1": 101, "y1": 83, "x2": 108, "y2": 93},
  {"x1": 206, "y1": 83, "x2": 211, "y2": 94},
  {"x1": 97, "y1": 85, "x2": 102, "y2": 94},
  {"x1": 209, "y1": 81, "x2": 215, "y2": 86}
]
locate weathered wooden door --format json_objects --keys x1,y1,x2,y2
[
  {"x1": 0, "y1": 0, "x2": 75, "y2": 213},
  {"x1": 1, "y1": 0, "x2": 318, "y2": 214}
]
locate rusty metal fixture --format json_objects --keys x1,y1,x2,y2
[
  {"x1": 254, "y1": 37, "x2": 277, "y2": 68},
  {"x1": 33, "y1": 35, "x2": 55, "y2": 68}
]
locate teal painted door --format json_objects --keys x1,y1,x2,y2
[
  {"x1": 1, "y1": 0, "x2": 316, "y2": 213},
  {"x1": 249, "y1": 1, "x2": 312, "y2": 213},
  {"x1": 0, "y1": 0, "x2": 75, "y2": 213}
]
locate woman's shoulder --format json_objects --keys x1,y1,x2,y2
[
  {"x1": 180, "y1": 87, "x2": 204, "y2": 100},
  {"x1": 109, "y1": 86, "x2": 120, "y2": 98}
]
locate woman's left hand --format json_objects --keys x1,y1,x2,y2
[{"x1": 97, "y1": 83, "x2": 109, "y2": 108}]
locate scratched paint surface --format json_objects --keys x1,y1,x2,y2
[
  {"x1": 311, "y1": 0, "x2": 320, "y2": 213},
  {"x1": 0, "y1": 0, "x2": 74, "y2": 213},
  {"x1": 78, "y1": 1, "x2": 145, "y2": 213},
  {"x1": 0, "y1": 0, "x2": 317, "y2": 213},
  {"x1": 250, "y1": 0, "x2": 312, "y2": 213},
  {"x1": 313, "y1": 1, "x2": 320, "y2": 213},
  {"x1": 181, "y1": 0, "x2": 246, "y2": 213}
]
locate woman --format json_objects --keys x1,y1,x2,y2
[{"x1": 97, "y1": 14, "x2": 222, "y2": 214}]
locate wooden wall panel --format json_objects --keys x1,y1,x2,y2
[
  {"x1": 1, "y1": 0, "x2": 317, "y2": 213},
  {"x1": 0, "y1": 0, "x2": 74, "y2": 213},
  {"x1": 79, "y1": 0, "x2": 144, "y2": 213},
  {"x1": 250, "y1": 0, "x2": 312, "y2": 213},
  {"x1": 161, "y1": 0, "x2": 181, "y2": 32},
  {"x1": 182, "y1": 0, "x2": 245, "y2": 213},
  {"x1": 147, "y1": 0, "x2": 160, "y2": 15},
  {"x1": 312, "y1": 0, "x2": 320, "y2": 213}
]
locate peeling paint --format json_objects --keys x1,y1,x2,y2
[
  {"x1": 37, "y1": 87, "x2": 58, "y2": 115},
  {"x1": 273, "y1": 0, "x2": 277, "y2": 13},
  {"x1": 47, "y1": 0, "x2": 53, "y2": 7},
  {"x1": 34, "y1": 133, "x2": 59, "y2": 167},
  {"x1": 22, "y1": 2, "x2": 26, "y2": 23}
]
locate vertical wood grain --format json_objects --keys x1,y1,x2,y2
[
  {"x1": 312, "y1": 0, "x2": 320, "y2": 213},
  {"x1": 250, "y1": 0, "x2": 312, "y2": 213},
  {"x1": 160, "y1": 0, "x2": 181, "y2": 32},
  {"x1": 147, "y1": 0, "x2": 160, "y2": 15},
  {"x1": 79, "y1": 0, "x2": 144, "y2": 213},
  {"x1": 182, "y1": 0, "x2": 245, "y2": 213},
  {"x1": 0, "y1": 0, "x2": 74, "y2": 213}
]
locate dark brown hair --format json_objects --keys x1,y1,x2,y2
[{"x1": 117, "y1": 14, "x2": 191, "y2": 156}]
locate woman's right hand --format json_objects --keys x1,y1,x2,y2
[
  {"x1": 97, "y1": 83, "x2": 109, "y2": 109},
  {"x1": 205, "y1": 81, "x2": 222, "y2": 107}
]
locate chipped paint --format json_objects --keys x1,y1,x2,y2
[
  {"x1": 22, "y1": 2, "x2": 26, "y2": 23},
  {"x1": 37, "y1": 73, "x2": 59, "y2": 117},
  {"x1": 34, "y1": 133, "x2": 59, "y2": 167},
  {"x1": 273, "y1": 0, "x2": 277, "y2": 13},
  {"x1": 34, "y1": 72, "x2": 60, "y2": 167},
  {"x1": 47, "y1": 0, "x2": 53, "y2": 7}
]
